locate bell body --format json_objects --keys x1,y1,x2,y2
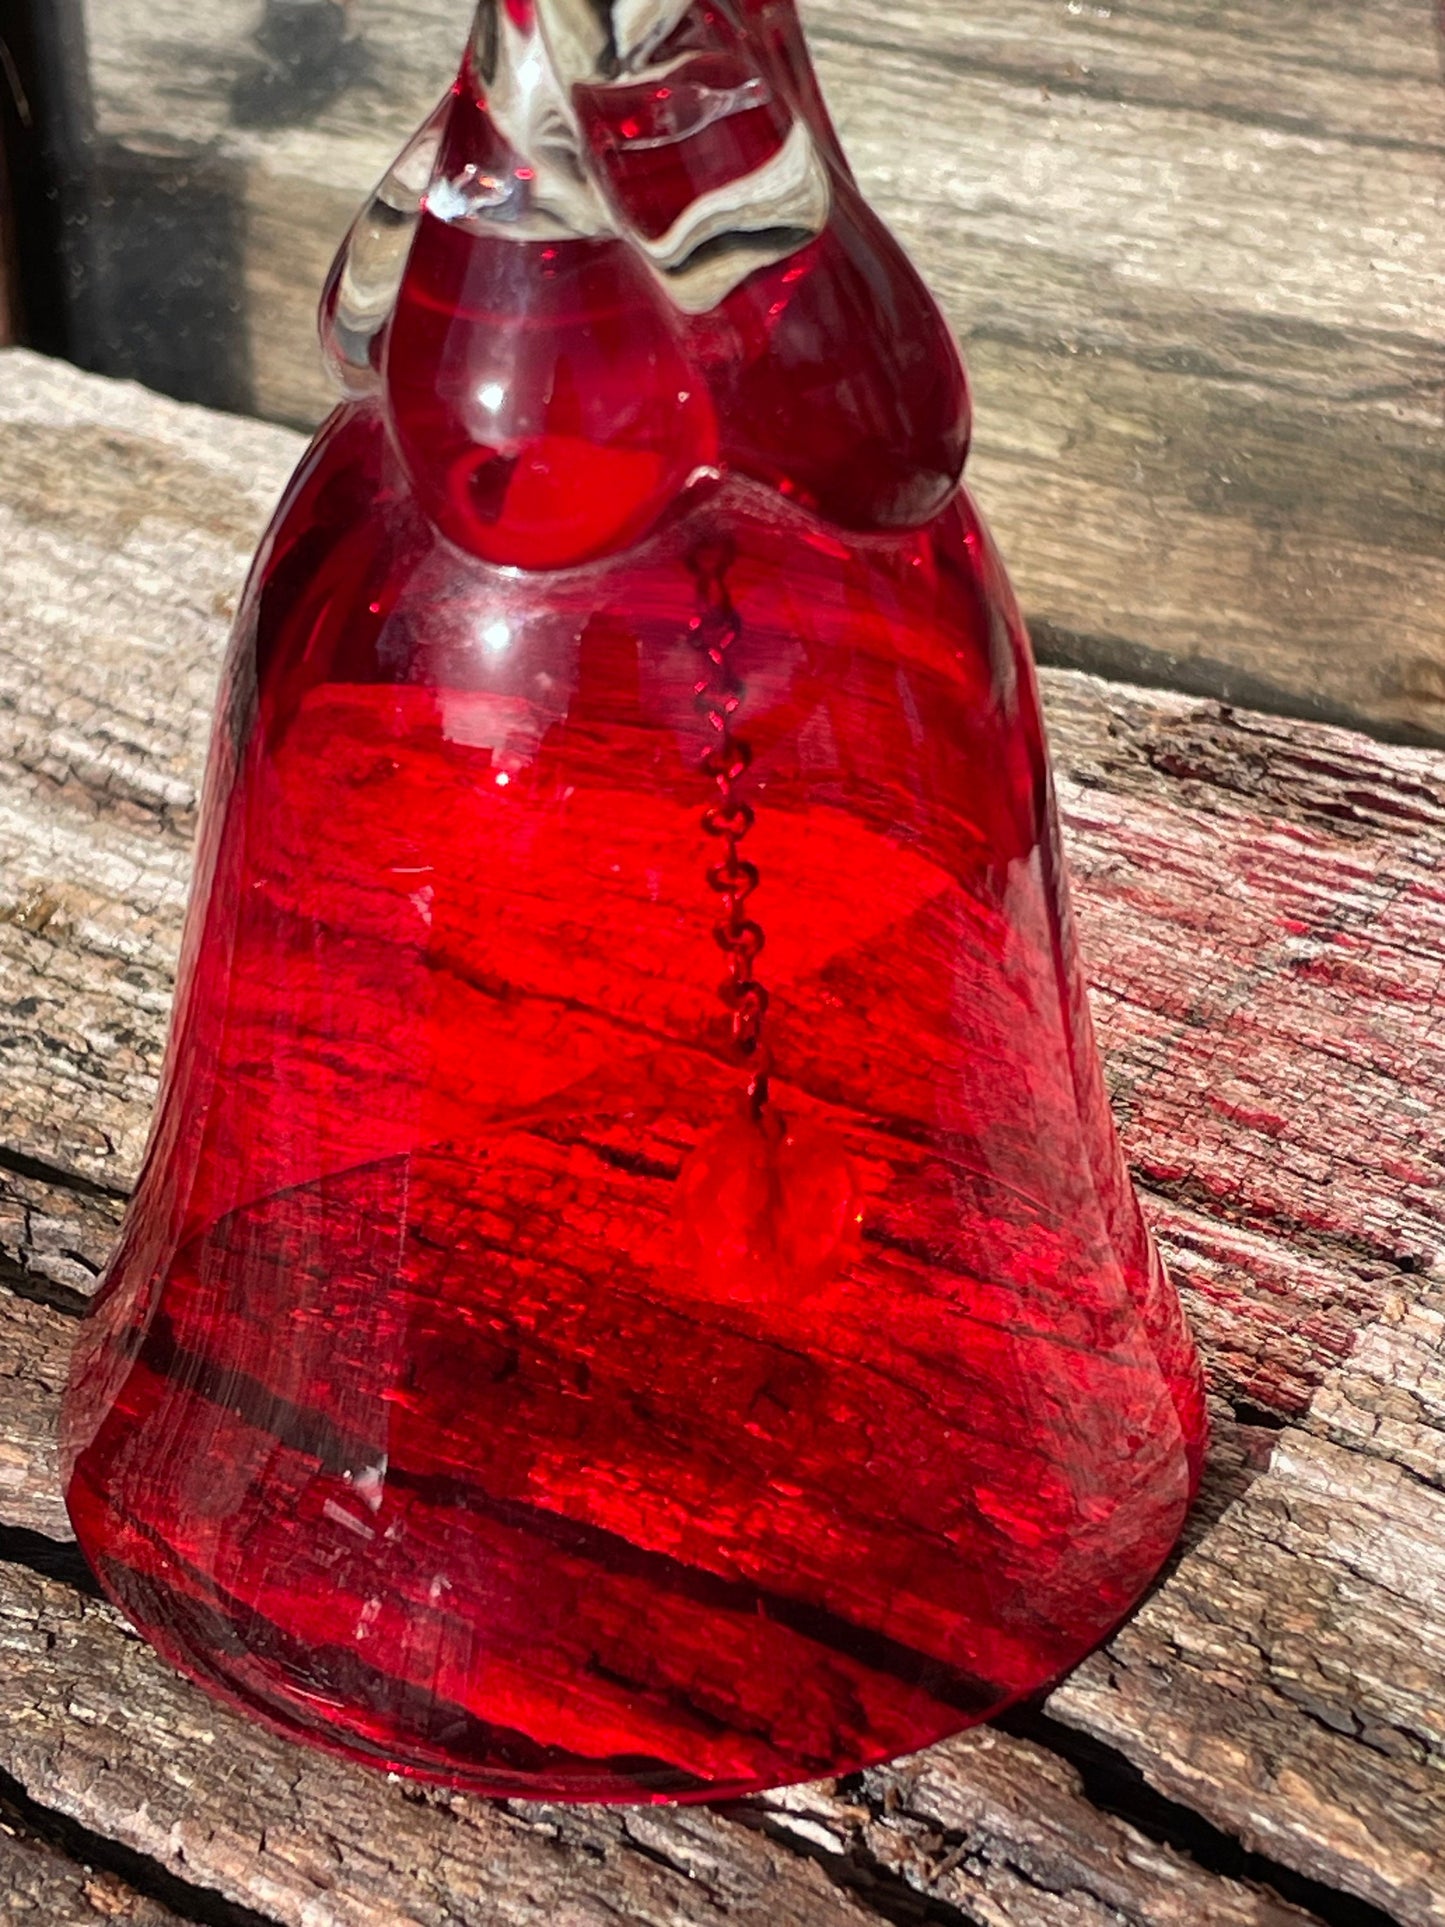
[{"x1": 62, "y1": 0, "x2": 1205, "y2": 1802}]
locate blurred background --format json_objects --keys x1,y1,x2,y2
[{"x1": 1, "y1": 0, "x2": 1442, "y2": 742}]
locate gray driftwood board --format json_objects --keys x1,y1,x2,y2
[
  {"x1": 4, "y1": 348, "x2": 1445, "y2": 1924},
  {"x1": 39, "y1": 0, "x2": 1445, "y2": 745}
]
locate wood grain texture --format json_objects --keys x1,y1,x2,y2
[
  {"x1": 4, "y1": 347, "x2": 1441, "y2": 1922},
  {"x1": 0, "y1": 1291, "x2": 73, "y2": 1540},
  {"x1": 60, "y1": 0, "x2": 1445, "y2": 743}
]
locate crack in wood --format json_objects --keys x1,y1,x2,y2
[
  {"x1": 0, "y1": 1249, "x2": 91, "y2": 1318},
  {"x1": 1228, "y1": 1399, "x2": 1289, "y2": 1435},
  {"x1": 995, "y1": 1709, "x2": 1404, "y2": 1927},
  {"x1": 0, "y1": 1523, "x2": 101, "y2": 1599},
  {"x1": 0, "y1": 1764, "x2": 275, "y2": 1927},
  {"x1": 1138, "y1": 1173, "x2": 1429, "y2": 1290},
  {"x1": 0, "y1": 1143, "x2": 130, "y2": 1205},
  {"x1": 725, "y1": 1803, "x2": 986, "y2": 1927}
]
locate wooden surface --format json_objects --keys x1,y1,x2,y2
[
  {"x1": 5, "y1": 346, "x2": 1445, "y2": 1924},
  {"x1": 51, "y1": 0, "x2": 1445, "y2": 745}
]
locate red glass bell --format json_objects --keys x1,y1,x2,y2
[{"x1": 62, "y1": 0, "x2": 1206, "y2": 1803}]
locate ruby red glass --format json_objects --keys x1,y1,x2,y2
[{"x1": 62, "y1": 0, "x2": 1206, "y2": 1802}]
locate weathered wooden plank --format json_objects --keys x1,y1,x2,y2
[
  {"x1": 1041, "y1": 681, "x2": 1445, "y2": 1410},
  {"x1": 0, "y1": 1810, "x2": 181, "y2": 1925},
  {"x1": 805, "y1": 0, "x2": 1445, "y2": 145},
  {"x1": 1053, "y1": 1292, "x2": 1445, "y2": 1927},
  {"x1": 58, "y1": 0, "x2": 1445, "y2": 742},
  {"x1": 763, "y1": 1303, "x2": 1445, "y2": 1927},
  {"x1": 810, "y1": 0, "x2": 1445, "y2": 746},
  {"x1": 0, "y1": 356, "x2": 299, "y2": 1190},
  {"x1": 0, "y1": 1546, "x2": 1337, "y2": 1927}
]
